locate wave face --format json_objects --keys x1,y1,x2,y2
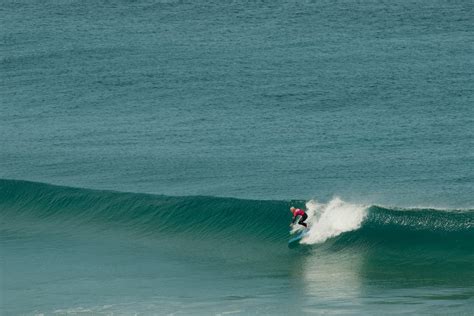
[
  {"x1": 1, "y1": 179, "x2": 473, "y2": 252},
  {"x1": 0, "y1": 179, "x2": 291, "y2": 243}
]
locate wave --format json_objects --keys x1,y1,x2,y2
[
  {"x1": 1, "y1": 179, "x2": 473, "y2": 251},
  {"x1": 301, "y1": 198, "x2": 473, "y2": 248},
  {"x1": 0, "y1": 179, "x2": 290, "y2": 242}
]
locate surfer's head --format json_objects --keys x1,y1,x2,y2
[{"x1": 290, "y1": 207, "x2": 296, "y2": 214}]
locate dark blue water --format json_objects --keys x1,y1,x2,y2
[{"x1": 1, "y1": 0, "x2": 473, "y2": 314}]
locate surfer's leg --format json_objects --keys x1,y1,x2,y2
[{"x1": 298, "y1": 214, "x2": 308, "y2": 227}]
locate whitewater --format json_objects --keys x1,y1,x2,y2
[{"x1": 300, "y1": 198, "x2": 367, "y2": 244}]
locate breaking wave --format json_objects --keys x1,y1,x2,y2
[{"x1": 1, "y1": 179, "x2": 472, "y2": 251}]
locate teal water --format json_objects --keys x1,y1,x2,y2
[
  {"x1": 1, "y1": 180, "x2": 473, "y2": 314},
  {"x1": 1, "y1": 0, "x2": 473, "y2": 314}
]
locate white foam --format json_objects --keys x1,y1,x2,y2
[{"x1": 301, "y1": 197, "x2": 367, "y2": 244}]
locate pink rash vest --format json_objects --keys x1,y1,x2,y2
[{"x1": 293, "y1": 209, "x2": 305, "y2": 218}]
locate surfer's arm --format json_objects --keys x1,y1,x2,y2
[{"x1": 291, "y1": 215, "x2": 296, "y2": 223}]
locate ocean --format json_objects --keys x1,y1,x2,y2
[{"x1": 1, "y1": 0, "x2": 473, "y2": 314}]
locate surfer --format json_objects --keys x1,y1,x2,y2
[{"x1": 290, "y1": 207, "x2": 308, "y2": 228}]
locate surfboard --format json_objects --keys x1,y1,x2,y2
[{"x1": 288, "y1": 228, "x2": 309, "y2": 249}]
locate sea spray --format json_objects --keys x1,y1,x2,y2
[{"x1": 301, "y1": 197, "x2": 367, "y2": 244}]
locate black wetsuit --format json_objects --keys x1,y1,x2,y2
[
  {"x1": 292, "y1": 209, "x2": 308, "y2": 227},
  {"x1": 299, "y1": 213, "x2": 308, "y2": 227}
]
